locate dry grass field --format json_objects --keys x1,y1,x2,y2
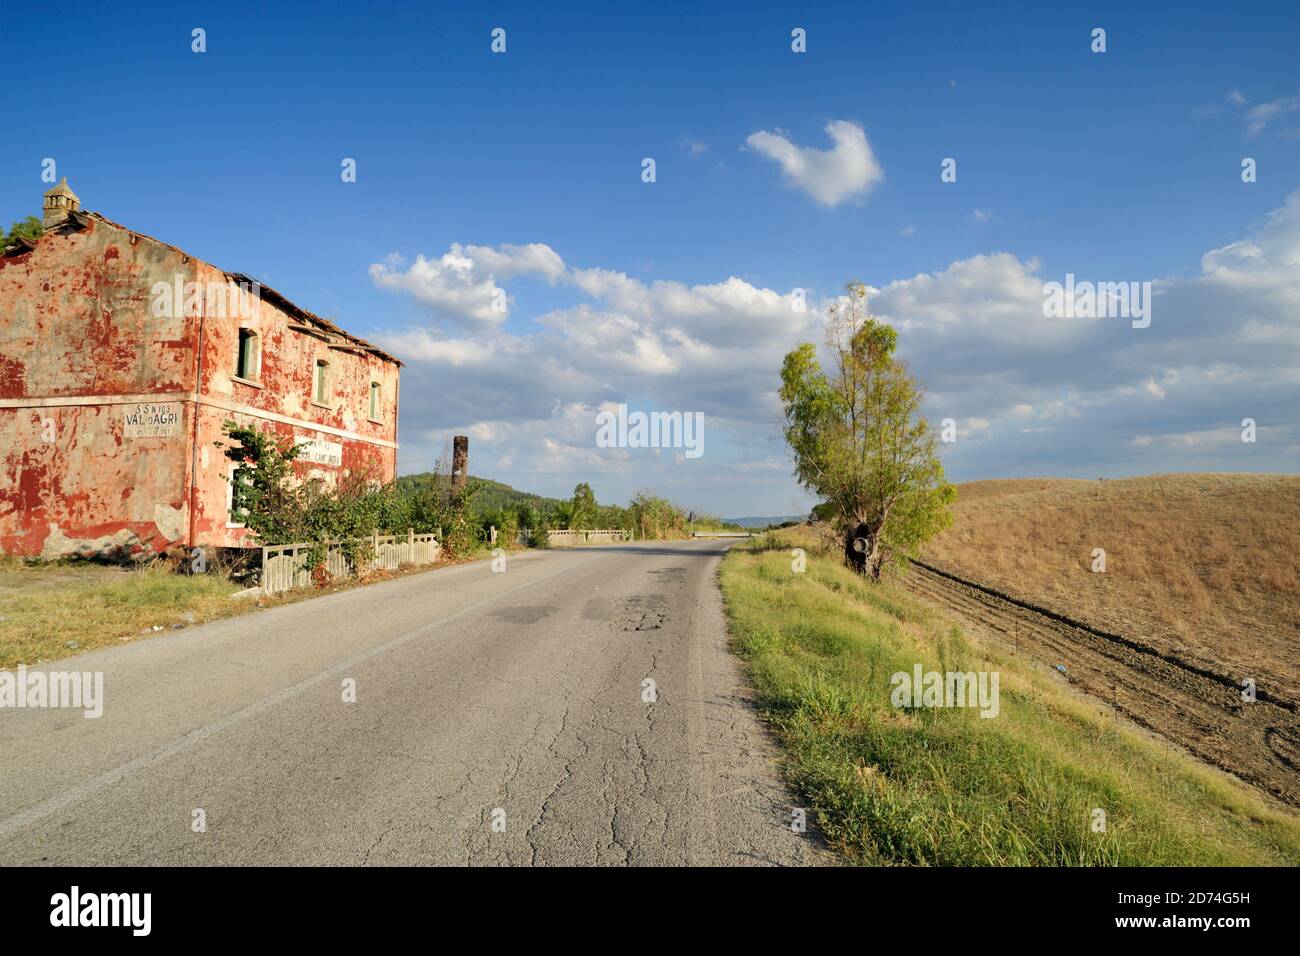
[
  {"x1": 722, "y1": 529, "x2": 1300, "y2": 864},
  {"x1": 920, "y1": 474, "x2": 1300, "y2": 691}
]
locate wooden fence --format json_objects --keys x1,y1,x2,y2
[
  {"x1": 545, "y1": 529, "x2": 634, "y2": 547},
  {"x1": 261, "y1": 530, "x2": 441, "y2": 596}
]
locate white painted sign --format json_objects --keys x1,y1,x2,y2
[
  {"x1": 297, "y1": 436, "x2": 343, "y2": 467},
  {"x1": 123, "y1": 402, "x2": 180, "y2": 438}
]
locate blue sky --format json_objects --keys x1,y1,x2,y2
[{"x1": 3, "y1": 1, "x2": 1298, "y2": 516}]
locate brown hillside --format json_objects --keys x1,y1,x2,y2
[{"x1": 921, "y1": 474, "x2": 1300, "y2": 690}]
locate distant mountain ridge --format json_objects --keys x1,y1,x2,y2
[{"x1": 723, "y1": 514, "x2": 807, "y2": 529}]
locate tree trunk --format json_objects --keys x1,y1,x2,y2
[{"x1": 844, "y1": 522, "x2": 884, "y2": 580}]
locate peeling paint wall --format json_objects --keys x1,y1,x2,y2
[
  {"x1": 187, "y1": 256, "x2": 398, "y2": 549},
  {"x1": 0, "y1": 219, "x2": 195, "y2": 558},
  {"x1": 0, "y1": 214, "x2": 399, "y2": 558}
]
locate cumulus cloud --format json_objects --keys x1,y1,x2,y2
[
  {"x1": 368, "y1": 242, "x2": 566, "y2": 329},
  {"x1": 745, "y1": 120, "x2": 884, "y2": 207},
  {"x1": 370, "y1": 245, "x2": 820, "y2": 509},
  {"x1": 871, "y1": 189, "x2": 1300, "y2": 477},
  {"x1": 371, "y1": 190, "x2": 1300, "y2": 510}
]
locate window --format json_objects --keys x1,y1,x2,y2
[
  {"x1": 369, "y1": 381, "x2": 381, "y2": 420},
  {"x1": 313, "y1": 359, "x2": 330, "y2": 404},
  {"x1": 226, "y1": 464, "x2": 251, "y2": 528},
  {"x1": 236, "y1": 328, "x2": 260, "y2": 381}
]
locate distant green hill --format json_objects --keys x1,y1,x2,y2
[
  {"x1": 395, "y1": 472, "x2": 750, "y2": 532},
  {"x1": 395, "y1": 473, "x2": 568, "y2": 513}
]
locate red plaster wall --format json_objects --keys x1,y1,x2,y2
[
  {"x1": 0, "y1": 218, "x2": 195, "y2": 558},
  {"x1": 0, "y1": 214, "x2": 400, "y2": 558}
]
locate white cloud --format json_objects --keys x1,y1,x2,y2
[
  {"x1": 462, "y1": 242, "x2": 566, "y2": 282},
  {"x1": 1220, "y1": 87, "x2": 1300, "y2": 136},
  {"x1": 745, "y1": 120, "x2": 884, "y2": 207},
  {"x1": 874, "y1": 252, "x2": 1046, "y2": 333},
  {"x1": 368, "y1": 242, "x2": 566, "y2": 329},
  {"x1": 869, "y1": 189, "x2": 1300, "y2": 475},
  {"x1": 1246, "y1": 90, "x2": 1300, "y2": 136},
  {"x1": 972, "y1": 208, "x2": 992, "y2": 223},
  {"x1": 370, "y1": 247, "x2": 821, "y2": 508},
  {"x1": 370, "y1": 190, "x2": 1300, "y2": 509}
]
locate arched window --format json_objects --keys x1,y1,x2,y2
[{"x1": 369, "y1": 381, "x2": 381, "y2": 420}]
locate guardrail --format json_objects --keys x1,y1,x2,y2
[
  {"x1": 690, "y1": 531, "x2": 753, "y2": 538},
  {"x1": 261, "y1": 530, "x2": 440, "y2": 596},
  {"x1": 546, "y1": 529, "x2": 633, "y2": 547}
]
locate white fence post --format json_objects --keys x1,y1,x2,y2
[{"x1": 258, "y1": 531, "x2": 443, "y2": 596}]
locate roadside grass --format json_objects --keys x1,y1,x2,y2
[
  {"x1": 719, "y1": 529, "x2": 1300, "y2": 866},
  {"x1": 685, "y1": 518, "x2": 749, "y2": 535},
  {"x1": 0, "y1": 544, "x2": 498, "y2": 669},
  {"x1": 0, "y1": 558, "x2": 242, "y2": 667}
]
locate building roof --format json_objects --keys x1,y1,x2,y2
[
  {"x1": 5, "y1": 207, "x2": 401, "y2": 366},
  {"x1": 45, "y1": 177, "x2": 80, "y2": 201}
]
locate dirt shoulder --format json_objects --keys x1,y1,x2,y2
[{"x1": 0, "y1": 549, "x2": 495, "y2": 669}]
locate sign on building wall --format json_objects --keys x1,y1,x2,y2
[
  {"x1": 122, "y1": 402, "x2": 181, "y2": 438},
  {"x1": 297, "y1": 436, "x2": 343, "y2": 467}
]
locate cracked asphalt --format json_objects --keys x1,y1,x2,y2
[{"x1": 0, "y1": 539, "x2": 828, "y2": 866}]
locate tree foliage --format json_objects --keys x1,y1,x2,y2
[
  {"x1": 219, "y1": 423, "x2": 305, "y2": 547},
  {"x1": 217, "y1": 424, "x2": 484, "y2": 575},
  {"x1": 2, "y1": 216, "x2": 43, "y2": 253},
  {"x1": 218, "y1": 423, "x2": 716, "y2": 565},
  {"x1": 779, "y1": 282, "x2": 954, "y2": 579},
  {"x1": 625, "y1": 491, "x2": 687, "y2": 540},
  {"x1": 549, "y1": 500, "x2": 577, "y2": 530},
  {"x1": 570, "y1": 482, "x2": 597, "y2": 529}
]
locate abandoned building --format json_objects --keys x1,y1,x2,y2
[{"x1": 0, "y1": 180, "x2": 402, "y2": 558}]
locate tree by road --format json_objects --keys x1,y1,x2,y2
[
  {"x1": 570, "y1": 482, "x2": 597, "y2": 529},
  {"x1": 779, "y1": 282, "x2": 954, "y2": 579}
]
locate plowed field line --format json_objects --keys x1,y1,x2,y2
[{"x1": 906, "y1": 559, "x2": 1300, "y2": 807}]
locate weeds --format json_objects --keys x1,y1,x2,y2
[{"x1": 720, "y1": 528, "x2": 1300, "y2": 866}]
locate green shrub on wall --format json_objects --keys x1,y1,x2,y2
[{"x1": 217, "y1": 423, "x2": 483, "y2": 568}]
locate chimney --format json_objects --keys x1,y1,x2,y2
[
  {"x1": 43, "y1": 178, "x2": 81, "y2": 228},
  {"x1": 451, "y1": 436, "x2": 469, "y2": 492}
]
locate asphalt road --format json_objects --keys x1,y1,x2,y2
[{"x1": 0, "y1": 540, "x2": 827, "y2": 866}]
